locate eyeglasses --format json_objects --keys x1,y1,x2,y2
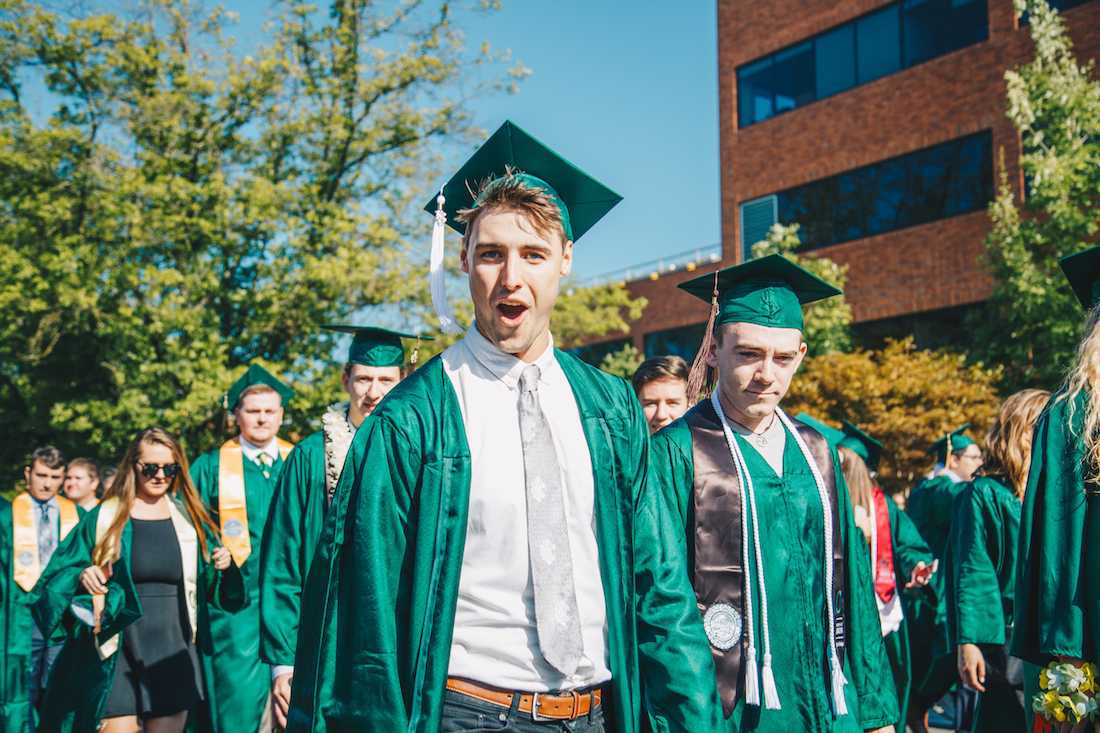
[{"x1": 135, "y1": 462, "x2": 181, "y2": 479}]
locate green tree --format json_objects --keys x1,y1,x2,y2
[
  {"x1": 751, "y1": 222, "x2": 853, "y2": 354},
  {"x1": 968, "y1": 0, "x2": 1100, "y2": 390},
  {"x1": 785, "y1": 338, "x2": 1003, "y2": 493},
  {"x1": 0, "y1": 0, "x2": 524, "y2": 487},
  {"x1": 598, "y1": 343, "x2": 643, "y2": 380}
]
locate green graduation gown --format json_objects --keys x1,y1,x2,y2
[
  {"x1": 881, "y1": 498, "x2": 934, "y2": 730},
  {"x1": 903, "y1": 473, "x2": 963, "y2": 701},
  {"x1": 0, "y1": 498, "x2": 86, "y2": 733},
  {"x1": 286, "y1": 352, "x2": 721, "y2": 733},
  {"x1": 191, "y1": 446, "x2": 286, "y2": 733},
  {"x1": 648, "y1": 415, "x2": 899, "y2": 732},
  {"x1": 28, "y1": 500, "x2": 244, "y2": 732},
  {"x1": 0, "y1": 499, "x2": 33, "y2": 733},
  {"x1": 1013, "y1": 392, "x2": 1100, "y2": 699},
  {"x1": 259, "y1": 430, "x2": 328, "y2": 670},
  {"x1": 944, "y1": 475, "x2": 1025, "y2": 732}
]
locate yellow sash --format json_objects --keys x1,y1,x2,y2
[
  {"x1": 218, "y1": 437, "x2": 292, "y2": 566},
  {"x1": 12, "y1": 493, "x2": 80, "y2": 591}
]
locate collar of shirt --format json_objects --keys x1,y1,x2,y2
[
  {"x1": 29, "y1": 494, "x2": 58, "y2": 513},
  {"x1": 940, "y1": 468, "x2": 962, "y2": 483},
  {"x1": 239, "y1": 435, "x2": 279, "y2": 464},
  {"x1": 462, "y1": 322, "x2": 558, "y2": 391}
]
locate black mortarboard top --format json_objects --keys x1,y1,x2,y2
[{"x1": 1060, "y1": 244, "x2": 1100, "y2": 309}]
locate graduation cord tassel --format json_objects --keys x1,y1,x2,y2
[
  {"x1": 711, "y1": 390, "x2": 779, "y2": 709},
  {"x1": 777, "y1": 408, "x2": 849, "y2": 716},
  {"x1": 686, "y1": 271, "x2": 720, "y2": 402},
  {"x1": 430, "y1": 189, "x2": 462, "y2": 335}
]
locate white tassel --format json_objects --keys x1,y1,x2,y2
[
  {"x1": 761, "y1": 653, "x2": 781, "y2": 710},
  {"x1": 743, "y1": 647, "x2": 761, "y2": 707},
  {"x1": 429, "y1": 189, "x2": 462, "y2": 334},
  {"x1": 830, "y1": 653, "x2": 849, "y2": 715}
]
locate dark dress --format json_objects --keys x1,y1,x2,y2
[{"x1": 102, "y1": 518, "x2": 203, "y2": 719}]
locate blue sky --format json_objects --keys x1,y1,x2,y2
[{"x1": 230, "y1": 0, "x2": 721, "y2": 282}]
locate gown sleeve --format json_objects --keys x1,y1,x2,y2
[
  {"x1": 636, "y1": 418, "x2": 723, "y2": 732},
  {"x1": 259, "y1": 439, "x2": 320, "y2": 668},
  {"x1": 947, "y1": 483, "x2": 1006, "y2": 647},
  {"x1": 890, "y1": 501, "x2": 933, "y2": 582}
]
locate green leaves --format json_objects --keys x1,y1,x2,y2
[
  {"x1": 0, "y1": 0, "x2": 519, "y2": 488},
  {"x1": 969, "y1": 0, "x2": 1100, "y2": 390}
]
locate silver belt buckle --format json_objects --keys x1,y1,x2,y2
[{"x1": 530, "y1": 692, "x2": 546, "y2": 721}]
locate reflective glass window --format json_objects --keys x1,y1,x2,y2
[
  {"x1": 772, "y1": 42, "x2": 815, "y2": 113},
  {"x1": 857, "y1": 5, "x2": 901, "y2": 84},
  {"x1": 644, "y1": 323, "x2": 708, "y2": 361},
  {"x1": 815, "y1": 24, "x2": 856, "y2": 98},
  {"x1": 738, "y1": 58, "x2": 774, "y2": 127}
]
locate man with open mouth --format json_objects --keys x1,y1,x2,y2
[{"x1": 285, "y1": 121, "x2": 719, "y2": 732}]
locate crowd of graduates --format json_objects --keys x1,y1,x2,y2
[{"x1": 1, "y1": 121, "x2": 1098, "y2": 733}]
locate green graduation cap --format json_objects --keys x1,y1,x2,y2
[
  {"x1": 425, "y1": 120, "x2": 623, "y2": 242},
  {"x1": 1060, "y1": 244, "x2": 1100, "y2": 309},
  {"x1": 323, "y1": 325, "x2": 431, "y2": 367},
  {"x1": 678, "y1": 254, "x2": 842, "y2": 331},
  {"x1": 794, "y1": 412, "x2": 845, "y2": 448},
  {"x1": 425, "y1": 120, "x2": 623, "y2": 334},
  {"x1": 838, "y1": 420, "x2": 884, "y2": 471},
  {"x1": 225, "y1": 364, "x2": 294, "y2": 411},
  {"x1": 929, "y1": 423, "x2": 976, "y2": 463}
]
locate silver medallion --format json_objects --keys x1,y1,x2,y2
[
  {"x1": 703, "y1": 602, "x2": 742, "y2": 651},
  {"x1": 18, "y1": 550, "x2": 33, "y2": 567},
  {"x1": 224, "y1": 518, "x2": 244, "y2": 538}
]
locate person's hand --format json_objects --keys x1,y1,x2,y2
[
  {"x1": 864, "y1": 725, "x2": 896, "y2": 733},
  {"x1": 958, "y1": 643, "x2": 986, "y2": 692},
  {"x1": 905, "y1": 559, "x2": 938, "y2": 588},
  {"x1": 80, "y1": 564, "x2": 110, "y2": 595},
  {"x1": 212, "y1": 547, "x2": 231, "y2": 571},
  {"x1": 272, "y1": 672, "x2": 293, "y2": 730},
  {"x1": 853, "y1": 504, "x2": 872, "y2": 544}
]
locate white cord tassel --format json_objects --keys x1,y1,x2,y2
[
  {"x1": 761, "y1": 652, "x2": 781, "y2": 710},
  {"x1": 743, "y1": 647, "x2": 761, "y2": 707},
  {"x1": 778, "y1": 408, "x2": 849, "y2": 717},
  {"x1": 429, "y1": 189, "x2": 462, "y2": 334}
]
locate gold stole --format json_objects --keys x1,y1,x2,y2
[
  {"x1": 218, "y1": 437, "x2": 292, "y2": 566},
  {"x1": 12, "y1": 493, "x2": 79, "y2": 591}
]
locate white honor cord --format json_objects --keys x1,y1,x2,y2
[
  {"x1": 429, "y1": 189, "x2": 462, "y2": 335},
  {"x1": 710, "y1": 391, "x2": 779, "y2": 710},
  {"x1": 775, "y1": 408, "x2": 849, "y2": 716}
]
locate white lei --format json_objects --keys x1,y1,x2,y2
[{"x1": 322, "y1": 401, "x2": 356, "y2": 502}]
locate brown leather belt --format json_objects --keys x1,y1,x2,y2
[{"x1": 445, "y1": 677, "x2": 603, "y2": 721}]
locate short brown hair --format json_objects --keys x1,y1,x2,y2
[
  {"x1": 27, "y1": 445, "x2": 65, "y2": 471},
  {"x1": 67, "y1": 457, "x2": 99, "y2": 480},
  {"x1": 632, "y1": 355, "x2": 690, "y2": 396},
  {"x1": 457, "y1": 169, "x2": 568, "y2": 249}
]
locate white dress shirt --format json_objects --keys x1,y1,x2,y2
[
  {"x1": 443, "y1": 325, "x2": 610, "y2": 691},
  {"x1": 239, "y1": 435, "x2": 280, "y2": 465}
]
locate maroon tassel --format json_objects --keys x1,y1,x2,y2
[{"x1": 686, "y1": 271, "x2": 720, "y2": 403}]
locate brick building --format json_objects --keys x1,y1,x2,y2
[{"x1": 578, "y1": 0, "x2": 1100, "y2": 365}]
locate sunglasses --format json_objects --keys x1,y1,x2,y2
[{"x1": 135, "y1": 461, "x2": 181, "y2": 480}]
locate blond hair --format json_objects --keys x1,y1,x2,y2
[
  {"x1": 93, "y1": 428, "x2": 219, "y2": 566},
  {"x1": 984, "y1": 388, "x2": 1051, "y2": 497},
  {"x1": 839, "y1": 446, "x2": 875, "y2": 517},
  {"x1": 457, "y1": 168, "x2": 568, "y2": 248},
  {"x1": 1063, "y1": 304, "x2": 1100, "y2": 483}
]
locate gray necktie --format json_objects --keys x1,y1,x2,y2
[
  {"x1": 37, "y1": 502, "x2": 55, "y2": 566},
  {"x1": 519, "y1": 364, "x2": 583, "y2": 676}
]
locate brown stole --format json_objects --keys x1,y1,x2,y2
[{"x1": 686, "y1": 399, "x2": 848, "y2": 718}]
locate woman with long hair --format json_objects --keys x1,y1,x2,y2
[
  {"x1": 1013, "y1": 245, "x2": 1100, "y2": 733},
  {"x1": 945, "y1": 388, "x2": 1050, "y2": 733},
  {"x1": 30, "y1": 428, "x2": 243, "y2": 732},
  {"x1": 837, "y1": 421, "x2": 935, "y2": 733}
]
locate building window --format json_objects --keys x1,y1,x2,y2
[
  {"x1": 744, "y1": 131, "x2": 992, "y2": 251},
  {"x1": 644, "y1": 323, "x2": 708, "y2": 361},
  {"x1": 740, "y1": 195, "x2": 778, "y2": 258},
  {"x1": 736, "y1": 0, "x2": 988, "y2": 127}
]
